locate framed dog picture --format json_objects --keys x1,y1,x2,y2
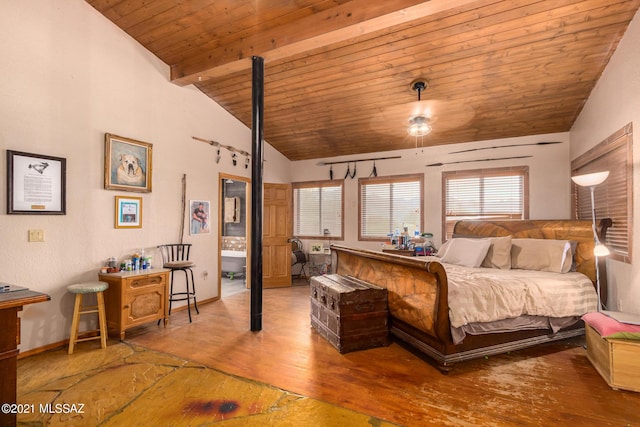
[
  {"x1": 115, "y1": 195, "x2": 142, "y2": 228},
  {"x1": 104, "y1": 133, "x2": 152, "y2": 193}
]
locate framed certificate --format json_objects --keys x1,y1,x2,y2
[{"x1": 7, "y1": 150, "x2": 66, "y2": 215}]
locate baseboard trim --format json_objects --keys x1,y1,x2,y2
[{"x1": 18, "y1": 299, "x2": 218, "y2": 359}]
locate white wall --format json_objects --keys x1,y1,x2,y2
[
  {"x1": 571, "y1": 10, "x2": 640, "y2": 314},
  {"x1": 291, "y1": 132, "x2": 572, "y2": 251},
  {"x1": 0, "y1": 0, "x2": 290, "y2": 352}
]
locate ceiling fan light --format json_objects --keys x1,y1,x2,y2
[{"x1": 407, "y1": 116, "x2": 432, "y2": 136}]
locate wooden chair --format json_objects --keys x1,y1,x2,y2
[
  {"x1": 67, "y1": 281, "x2": 108, "y2": 354},
  {"x1": 157, "y1": 244, "x2": 199, "y2": 322}
]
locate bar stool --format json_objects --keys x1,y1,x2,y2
[
  {"x1": 158, "y1": 244, "x2": 199, "y2": 322},
  {"x1": 67, "y1": 281, "x2": 109, "y2": 355}
]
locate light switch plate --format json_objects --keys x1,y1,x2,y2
[{"x1": 28, "y1": 229, "x2": 45, "y2": 242}]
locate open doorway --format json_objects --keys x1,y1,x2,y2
[{"x1": 218, "y1": 173, "x2": 250, "y2": 298}]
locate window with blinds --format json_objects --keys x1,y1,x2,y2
[
  {"x1": 572, "y1": 124, "x2": 633, "y2": 263},
  {"x1": 442, "y1": 167, "x2": 529, "y2": 239},
  {"x1": 359, "y1": 174, "x2": 423, "y2": 240},
  {"x1": 292, "y1": 180, "x2": 343, "y2": 239}
]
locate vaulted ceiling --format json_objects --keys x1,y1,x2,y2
[{"x1": 86, "y1": 0, "x2": 640, "y2": 161}]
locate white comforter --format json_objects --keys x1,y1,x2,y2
[{"x1": 443, "y1": 262, "x2": 598, "y2": 328}]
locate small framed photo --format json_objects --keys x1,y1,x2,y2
[
  {"x1": 104, "y1": 133, "x2": 152, "y2": 193},
  {"x1": 115, "y1": 196, "x2": 142, "y2": 228},
  {"x1": 190, "y1": 200, "x2": 210, "y2": 235},
  {"x1": 310, "y1": 243, "x2": 324, "y2": 254},
  {"x1": 7, "y1": 150, "x2": 66, "y2": 215}
]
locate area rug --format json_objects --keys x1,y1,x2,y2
[{"x1": 17, "y1": 342, "x2": 399, "y2": 426}]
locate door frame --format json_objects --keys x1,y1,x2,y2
[{"x1": 218, "y1": 173, "x2": 251, "y2": 298}]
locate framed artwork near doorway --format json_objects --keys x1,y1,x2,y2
[{"x1": 190, "y1": 200, "x2": 210, "y2": 235}]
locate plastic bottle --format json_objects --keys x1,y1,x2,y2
[{"x1": 140, "y1": 248, "x2": 146, "y2": 269}]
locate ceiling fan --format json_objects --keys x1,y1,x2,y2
[
  {"x1": 406, "y1": 80, "x2": 432, "y2": 137},
  {"x1": 368, "y1": 78, "x2": 475, "y2": 145}
]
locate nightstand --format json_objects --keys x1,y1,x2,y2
[{"x1": 98, "y1": 268, "x2": 169, "y2": 340}]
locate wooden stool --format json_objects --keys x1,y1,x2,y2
[{"x1": 67, "y1": 281, "x2": 109, "y2": 355}]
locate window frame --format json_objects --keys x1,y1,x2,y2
[
  {"x1": 292, "y1": 179, "x2": 344, "y2": 240},
  {"x1": 571, "y1": 123, "x2": 633, "y2": 263},
  {"x1": 442, "y1": 166, "x2": 530, "y2": 240},
  {"x1": 358, "y1": 173, "x2": 424, "y2": 242}
]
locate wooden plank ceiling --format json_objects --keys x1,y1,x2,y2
[{"x1": 86, "y1": 0, "x2": 640, "y2": 161}]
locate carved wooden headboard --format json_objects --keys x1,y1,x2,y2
[{"x1": 452, "y1": 219, "x2": 611, "y2": 289}]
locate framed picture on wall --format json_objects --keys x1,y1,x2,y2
[
  {"x1": 7, "y1": 150, "x2": 66, "y2": 215},
  {"x1": 310, "y1": 243, "x2": 324, "y2": 254},
  {"x1": 190, "y1": 200, "x2": 210, "y2": 235},
  {"x1": 104, "y1": 133, "x2": 152, "y2": 193},
  {"x1": 115, "y1": 195, "x2": 142, "y2": 228}
]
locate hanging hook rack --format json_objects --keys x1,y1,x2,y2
[
  {"x1": 316, "y1": 155, "x2": 401, "y2": 166},
  {"x1": 193, "y1": 136, "x2": 251, "y2": 157}
]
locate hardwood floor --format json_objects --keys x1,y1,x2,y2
[{"x1": 126, "y1": 283, "x2": 640, "y2": 427}]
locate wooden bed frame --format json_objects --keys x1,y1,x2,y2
[{"x1": 331, "y1": 219, "x2": 611, "y2": 372}]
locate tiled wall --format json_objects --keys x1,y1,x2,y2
[{"x1": 222, "y1": 236, "x2": 246, "y2": 251}]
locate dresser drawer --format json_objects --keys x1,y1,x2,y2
[{"x1": 125, "y1": 273, "x2": 165, "y2": 290}]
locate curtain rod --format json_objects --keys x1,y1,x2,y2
[{"x1": 316, "y1": 155, "x2": 401, "y2": 166}]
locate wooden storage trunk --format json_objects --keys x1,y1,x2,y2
[
  {"x1": 310, "y1": 274, "x2": 390, "y2": 353},
  {"x1": 586, "y1": 324, "x2": 640, "y2": 392}
]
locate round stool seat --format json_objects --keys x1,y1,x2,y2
[
  {"x1": 67, "y1": 281, "x2": 109, "y2": 294},
  {"x1": 164, "y1": 260, "x2": 195, "y2": 269}
]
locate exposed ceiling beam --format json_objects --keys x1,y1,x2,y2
[{"x1": 170, "y1": 0, "x2": 482, "y2": 86}]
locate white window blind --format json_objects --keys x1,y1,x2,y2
[
  {"x1": 572, "y1": 124, "x2": 632, "y2": 263},
  {"x1": 293, "y1": 181, "x2": 343, "y2": 239},
  {"x1": 359, "y1": 174, "x2": 423, "y2": 240},
  {"x1": 443, "y1": 167, "x2": 528, "y2": 239}
]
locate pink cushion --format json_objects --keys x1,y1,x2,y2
[{"x1": 582, "y1": 312, "x2": 640, "y2": 339}]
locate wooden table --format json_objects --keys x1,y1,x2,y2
[
  {"x1": 0, "y1": 288, "x2": 50, "y2": 427},
  {"x1": 381, "y1": 248, "x2": 415, "y2": 257}
]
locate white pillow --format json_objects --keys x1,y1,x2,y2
[
  {"x1": 481, "y1": 236, "x2": 512, "y2": 270},
  {"x1": 511, "y1": 239, "x2": 573, "y2": 273},
  {"x1": 436, "y1": 239, "x2": 451, "y2": 257},
  {"x1": 439, "y1": 238, "x2": 492, "y2": 268}
]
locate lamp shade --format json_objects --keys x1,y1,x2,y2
[
  {"x1": 571, "y1": 171, "x2": 609, "y2": 187},
  {"x1": 407, "y1": 116, "x2": 432, "y2": 137},
  {"x1": 594, "y1": 242, "x2": 610, "y2": 257}
]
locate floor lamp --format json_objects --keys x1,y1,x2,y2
[{"x1": 571, "y1": 171, "x2": 610, "y2": 312}]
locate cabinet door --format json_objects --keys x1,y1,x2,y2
[{"x1": 123, "y1": 274, "x2": 166, "y2": 327}]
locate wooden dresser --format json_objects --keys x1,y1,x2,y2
[
  {"x1": 0, "y1": 288, "x2": 49, "y2": 427},
  {"x1": 98, "y1": 269, "x2": 169, "y2": 340}
]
